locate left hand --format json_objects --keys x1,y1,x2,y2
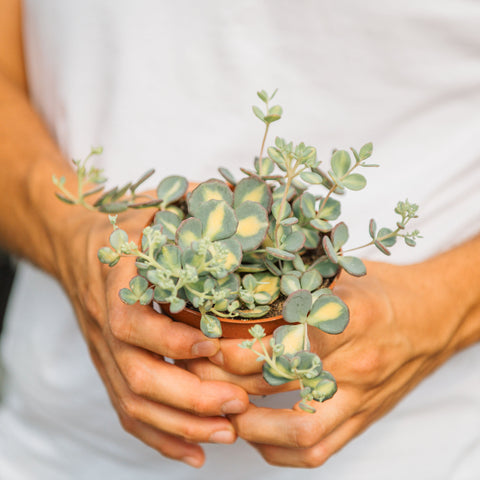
[{"x1": 186, "y1": 259, "x2": 460, "y2": 467}]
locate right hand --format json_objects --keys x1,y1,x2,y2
[{"x1": 57, "y1": 209, "x2": 249, "y2": 468}]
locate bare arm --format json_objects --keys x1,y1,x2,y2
[{"x1": 0, "y1": 0, "x2": 248, "y2": 468}]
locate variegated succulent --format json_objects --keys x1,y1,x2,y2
[{"x1": 54, "y1": 89, "x2": 421, "y2": 412}]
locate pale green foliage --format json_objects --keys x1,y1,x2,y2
[{"x1": 54, "y1": 90, "x2": 421, "y2": 412}]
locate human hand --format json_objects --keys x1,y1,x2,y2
[
  {"x1": 187, "y1": 260, "x2": 459, "y2": 467},
  {"x1": 56, "y1": 209, "x2": 249, "y2": 468}
]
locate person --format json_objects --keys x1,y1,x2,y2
[{"x1": 0, "y1": 0, "x2": 479, "y2": 478}]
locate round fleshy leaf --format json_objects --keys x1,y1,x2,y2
[
  {"x1": 233, "y1": 177, "x2": 272, "y2": 211},
  {"x1": 266, "y1": 247, "x2": 295, "y2": 261},
  {"x1": 97, "y1": 247, "x2": 119, "y2": 266},
  {"x1": 267, "y1": 146, "x2": 287, "y2": 171},
  {"x1": 169, "y1": 297, "x2": 186, "y2": 314},
  {"x1": 369, "y1": 218, "x2": 377, "y2": 239},
  {"x1": 322, "y1": 236, "x2": 338, "y2": 264},
  {"x1": 377, "y1": 227, "x2": 397, "y2": 247},
  {"x1": 238, "y1": 306, "x2": 270, "y2": 318},
  {"x1": 280, "y1": 217, "x2": 298, "y2": 226},
  {"x1": 312, "y1": 257, "x2": 339, "y2": 278},
  {"x1": 156, "y1": 245, "x2": 182, "y2": 271},
  {"x1": 359, "y1": 142, "x2": 373, "y2": 160},
  {"x1": 304, "y1": 370, "x2": 337, "y2": 402},
  {"x1": 310, "y1": 218, "x2": 332, "y2": 233},
  {"x1": 337, "y1": 256, "x2": 366, "y2": 276},
  {"x1": 138, "y1": 289, "x2": 153, "y2": 305},
  {"x1": 242, "y1": 273, "x2": 257, "y2": 291},
  {"x1": 215, "y1": 237, "x2": 243, "y2": 274},
  {"x1": 154, "y1": 211, "x2": 181, "y2": 241},
  {"x1": 280, "y1": 274, "x2": 301, "y2": 296},
  {"x1": 331, "y1": 150, "x2": 351, "y2": 178},
  {"x1": 272, "y1": 184, "x2": 296, "y2": 203},
  {"x1": 130, "y1": 275, "x2": 149, "y2": 296},
  {"x1": 253, "y1": 272, "x2": 280, "y2": 303},
  {"x1": 253, "y1": 291, "x2": 272, "y2": 305},
  {"x1": 196, "y1": 200, "x2": 238, "y2": 241},
  {"x1": 119, "y1": 288, "x2": 138, "y2": 305},
  {"x1": 262, "y1": 357, "x2": 293, "y2": 386},
  {"x1": 235, "y1": 201, "x2": 269, "y2": 251},
  {"x1": 255, "y1": 156, "x2": 274, "y2": 177},
  {"x1": 188, "y1": 180, "x2": 233, "y2": 216},
  {"x1": 303, "y1": 228, "x2": 320, "y2": 249},
  {"x1": 317, "y1": 197, "x2": 341, "y2": 221},
  {"x1": 307, "y1": 295, "x2": 349, "y2": 334},
  {"x1": 200, "y1": 314, "x2": 223, "y2": 338},
  {"x1": 218, "y1": 167, "x2": 236, "y2": 186},
  {"x1": 110, "y1": 229, "x2": 128, "y2": 251},
  {"x1": 299, "y1": 192, "x2": 316, "y2": 219},
  {"x1": 271, "y1": 200, "x2": 292, "y2": 221},
  {"x1": 282, "y1": 290, "x2": 312, "y2": 324},
  {"x1": 264, "y1": 259, "x2": 282, "y2": 276},
  {"x1": 217, "y1": 273, "x2": 240, "y2": 300},
  {"x1": 300, "y1": 171, "x2": 323, "y2": 184},
  {"x1": 274, "y1": 324, "x2": 308, "y2": 355},
  {"x1": 374, "y1": 240, "x2": 391, "y2": 255},
  {"x1": 282, "y1": 230, "x2": 306, "y2": 253},
  {"x1": 332, "y1": 222, "x2": 349, "y2": 250},
  {"x1": 300, "y1": 269, "x2": 323, "y2": 292},
  {"x1": 342, "y1": 173, "x2": 367, "y2": 191},
  {"x1": 156, "y1": 175, "x2": 188, "y2": 205},
  {"x1": 176, "y1": 217, "x2": 203, "y2": 250}
]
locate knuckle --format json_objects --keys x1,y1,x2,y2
[
  {"x1": 118, "y1": 395, "x2": 140, "y2": 421},
  {"x1": 178, "y1": 422, "x2": 202, "y2": 443},
  {"x1": 291, "y1": 420, "x2": 322, "y2": 449},
  {"x1": 301, "y1": 444, "x2": 329, "y2": 468},
  {"x1": 109, "y1": 313, "x2": 132, "y2": 342},
  {"x1": 351, "y1": 347, "x2": 383, "y2": 383},
  {"x1": 122, "y1": 361, "x2": 149, "y2": 397}
]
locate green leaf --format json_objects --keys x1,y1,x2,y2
[
  {"x1": 300, "y1": 171, "x2": 323, "y2": 184},
  {"x1": 98, "y1": 202, "x2": 129, "y2": 213},
  {"x1": 267, "y1": 146, "x2": 286, "y2": 171},
  {"x1": 307, "y1": 295, "x2": 349, "y2": 334},
  {"x1": 342, "y1": 173, "x2": 367, "y2": 191},
  {"x1": 233, "y1": 177, "x2": 272, "y2": 211},
  {"x1": 331, "y1": 150, "x2": 351, "y2": 178},
  {"x1": 156, "y1": 245, "x2": 182, "y2": 271},
  {"x1": 332, "y1": 222, "x2": 349, "y2": 250},
  {"x1": 234, "y1": 201, "x2": 269, "y2": 251},
  {"x1": 257, "y1": 90, "x2": 268, "y2": 102},
  {"x1": 109, "y1": 229, "x2": 128, "y2": 251},
  {"x1": 302, "y1": 228, "x2": 320, "y2": 249},
  {"x1": 271, "y1": 200, "x2": 292, "y2": 221},
  {"x1": 266, "y1": 247, "x2": 295, "y2": 261},
  {"x1": 253, "y1": 272, "x2": 280, "y2": 303},
  {"x1": 377, "y1": 227, "x2": 397, "y2": 247},
  {"x1": 264, "y1": 114, "x2": 281, "y2": 123},
  {"x1": 252, "y1": 105, "x2": 265, "y2": 121},
  {"x1": 97, "y1": 247, "x2": 120, "y2": 266},
  {"x1": 374, "y1": 240, "x2": 391, "y2": 255},
  {"x1": 264, "y1": 258, "x2": 282, "y2": 276},
  {"x1": 200, "y1": 314, "x2": 223, "y2": 338},
  {"x1": 196, "y1": 200, "x2": 238, "y2": 241},
  {"x1": 139, "y1": 289, "x2": 154, "y2": 305},
  {"x1": 322, "y1": 236, "x2": 338, "y2": 264},
  {"x1": 119, "y1": 288, "x2": 138, "y2": 305},
  {"x1": 359, "y1": 142, "x2": 373, "y2": 160},
  {"x1": 282, "y1": 230, "x2": 306, "y2": 253},
  {"x1": 299, "y1": 192, "x2": 316, "y2": 219},
  {"x1": 280, "y1": 217, "x2": 298, "y2": 226},
  {"x1": 262, "y1": 357, "x2": 293, "y2": 386},
  {"x1": 188, "y1": 180, "x2": 233, "y2": 216},
  {"x1": 218, "y1": 167, "x2": 236, "y2": 186},
  {"x1": 280, "y1": 274, "x2": 301, "y2": 296},
  {"x1": 255, "y1": 156, "x2": 275, "y2": 177},
  {"x1": 272, "y1": 184, "x2": 296, "y2": 202},
  {"x1": 274, "y1": 324, "x2": 308, "y2": 355},
  {"x1": 369, "y1": 219, "x2": 377, "y2": 239},
  {"x1": 215, "y1": 238, "x2": 243, "y2": 274},
  {"x1": 309, "y1": 218, "x2": 332, "y2": 233},
  {"x1": 130, "y1": 276, "x2": 149, "y2": 297},
  {"x1": 300, "y1": 270, "x2": 322, "y2": 292},
  {"x1": 238, "y1": 306, "x2": 270, "y2": 318},
  {"x1": 337, "y1": 256, "x2": 366, "y2": 276},
  {"x1": 55, "y1": 192, "x2": 75, "y2": 205},
  {"x1": 176, "y1": 217, "x2": 203, "y2": 250},
  {"x1": 311, "y1": 257, "x2": 339, "y2": 278},
  {"x1": 268, "y1": 105, "x2": 283, "y2": 116},
  {"x1": 169, "y1": 297, "x2": 186, "y2": 314},
  {"x1": 317, "y1": 197, "x2": 341, "y2": 221},
  {"x1": 282, "y1": 290, "x2": 312, "y2": 324},
  {"x1": 304, "y1": 370, "x2": 337, "y2": 402},
  {"x1": 156, "y1": 175, "x2": 188, "y2": 205},
  {"x1": 405, "y1": 237, "x2": 416, "y2": 247},
  {"x1": 154, "y1": 211, "x2": 181, "y2": 241}
]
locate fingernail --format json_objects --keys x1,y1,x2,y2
[
  {"x1": 181, "y1": 456, "x2": 202, "y2": 468},
  {"x1": 209, "y1": 430, "x2": 236, "y2": 444},
  {"x1": 191, "y1": 341, "x2": 217, "y2": 357},
  {"x1": 210, "y1": 350, "x2": 224, "y2": 366},
  {"x1": 221, "y1": 399, "x2": 245, "y2": 414}
]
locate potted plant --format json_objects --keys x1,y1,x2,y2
[{"x1": 53, "y1": 90, "x2": 421, "y2": 412}]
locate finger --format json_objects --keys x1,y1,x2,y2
[
  {"x1": 91, "y1": 335, "x2": 240, "y2": 444},
  {"x1": 250, "y1": 413, "x2": 366, "y2": 468},
  {"x1": 231, "y1": 386, "x2": 360, "y2": 448},
  {"x1": 111, "y1": 337, "x2": 249, "y2": 416},
  {"x1": 211, "y1": 336, "x2": 272, "y2": 375},
  {"x1": 184, "y1": 358, "x2": 299, "y2": 395},
  {"x1": 89, "y1": 341, "x2": 206, "y2": 468}
]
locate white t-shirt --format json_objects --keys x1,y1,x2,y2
[{"x1": 1, "y1": 1, "x2": 480, "y2": 478}]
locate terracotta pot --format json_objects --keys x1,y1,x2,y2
[{"x1": 157, "y1": 301, "x2": 286, "y2": 338}]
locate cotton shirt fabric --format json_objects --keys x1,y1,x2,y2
[{"x1": 1, "y1": 1, "x2": 480, "y2": 478}]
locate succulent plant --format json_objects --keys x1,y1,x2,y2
[{"x1": 54, "y1": 89, "x2": 421, "y2": 412}]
